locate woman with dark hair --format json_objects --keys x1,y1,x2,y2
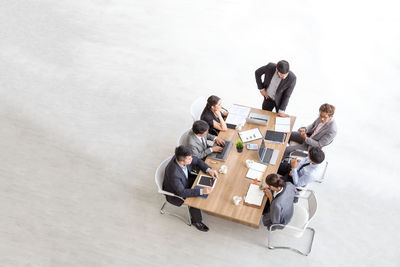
[
  {"x1": 200, "y1": 95, "x2": 229, "y2": 136},
  {"x1": 260, "y1": 173, "x2": 297, "y2": 229}
]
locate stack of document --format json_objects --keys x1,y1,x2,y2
[
  {"x1": 246, "y1": 162, "x2": 267, "y2": 181},
  {"x1": 225, "y1": 105, "x2": 251, "y2": 128},
  {"x1": 275, "y1": 117, "x2": 291, "y2": 132}
]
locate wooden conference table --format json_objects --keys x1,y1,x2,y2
[{"x1": 184, "y1": 106, "x2": 296, "y2": 228}]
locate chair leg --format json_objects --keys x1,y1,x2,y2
[
  {"x1": 267, "y1": 227, "x2": 315, "y2": 256},
  {"x1": 160, "y1": 201, "x2": 191, "y2": 226}
]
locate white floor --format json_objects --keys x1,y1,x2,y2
[{"x1": 1, "y1": 1, "x2": 400, "y2": 266}]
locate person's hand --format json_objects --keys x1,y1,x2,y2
[
  {"x1": 212, "y1": 146, "x2": 223, "y2": 153},
  {"x1": 215, "y1": 137, "x2": 225, "y2": 146},
  {"x1": 298, "y1": 127, "x2": 306, "y2": 133},
  {"x1": 214, "y1": 110, "x2": 223, "y2": 118},
  {"x1": 202, "y1": 187, "x2": 213, "y2": 195},
  {"x1": 208, "y1": 169, "x2": 219, "y2": 179},
  {"x1": 290, "y1": 158, "x2": 300, "y2": 168},
  {"x1": 264, "y1": 189, "x2": 273, "y2": 203},
  {"x1": 221, "y1": 108, "x2": 229, "y2": 117},
  {"x1": 300, "y1": 132, "x2": 307, "y2": 140},
  {"x1": 259, "y1": 184, "x2": 269, "y2": 191},
  {"x1": 277, "y1": 113, "x2": 290, "y2": 117}
]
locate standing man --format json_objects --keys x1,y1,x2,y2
[
  {"x1": 255, "y1": 60, "x2": 296, "y2": 116},
  {"x1": 162, "y1": 145, "x2": 219, "y2": 232}
]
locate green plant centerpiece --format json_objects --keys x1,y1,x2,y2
[{"x1": 236, "y1": 140, "x2": 244, "y2": 153}]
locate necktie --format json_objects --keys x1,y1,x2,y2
[
  {"x1": 201, "y1": 137, "x2": 206, "y2": 148},
  {"x1": 298, "y1": 163, "x2": 310, "y2": 172}
]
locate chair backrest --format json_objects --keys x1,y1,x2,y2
[
  {"x1": 155, "y1": 156, "x2": 173, "y2": 193},
  {"x1": 316, "y1": 161, "x2": 328, "y2": 183},
  {"x1": 190, "y1": 96, "x2": 206, "y2": 121},
  {"x1": 307, "y1": 190, "x2": 318, "y2": 221},
  {"x1": 178, "y1": 129, "x2": 191, "y2": 146}
]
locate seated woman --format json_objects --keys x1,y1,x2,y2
[
  {"x1": 200, "y1": 95, "x2": 229, "y2": 136},
  {"x1": 260, "y1": 173, "x2": 297, "y2": 229}
]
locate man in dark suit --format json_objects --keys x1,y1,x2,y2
[
  {"x1": 162, "y1": 145, "x2": 219, "y2": 232},
  {"x1": 255, "y1": 60, "x2": 296, "y2": 116}
]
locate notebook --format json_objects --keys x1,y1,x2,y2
[
  {"x1": 265, "y1": 130, "x2": 287, "y2": 144},
  {"x1": 245, "y1": 162, "x2": 267, "y2": 181},
  {"x1": 275, "y1": 117, "x2": 291, "y2": 132},
  {"x1": 244, "y1": 184, "x2": 265, "y2": 207}
]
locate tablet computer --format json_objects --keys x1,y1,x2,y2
[{"x1": 196, "y1": 175, "x2": 217, "y2": 188}]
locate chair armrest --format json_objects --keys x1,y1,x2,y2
[
  {"x1": 269, "y1": 223, "x2": 305, "y2": 232},
  {"x1": 159, "y1": 189, "x2": 185, "y2": 201}
]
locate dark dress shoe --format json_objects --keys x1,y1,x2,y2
[{"x1": 192, "y1": 222, "x2": 209, "y2": 232}]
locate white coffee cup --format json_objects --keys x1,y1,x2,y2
[
  {"x1": 245, "y1": 159, "x2": 254, "y2": 168},
  {"x1": 233, "y1": 196, "x2": 242, "y2": 206},
  {"x1": 219, "y1": 165, "x2": 228, "y2": 174}
]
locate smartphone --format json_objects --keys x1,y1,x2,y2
[{"x1": 246, "y1": 143, "x2": 258, "y2": 150}]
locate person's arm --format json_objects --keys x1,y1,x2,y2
[
  {"x1": 277, "y1": 75, "x2": 296, "y2": 112},
  {"x1": 305, "y1": 118, "x2": 318, "y2": 135},
  {"x1": 206, "y1": 133, "x2": 217, "y2": 141},
  {"x1": 304, "y1": 128, "x2": 337, "y2": 148},
  {"x1": 269, "y1": 202, "x2": 282, "y2": 226},
  {"x1": 290, "y1": 158, "x2": 306, "y2": 186},
  {"x1": 192, "y1": 156, "x2": 210, "y2": 173},
  {"x1": 212, "y1": 111, "x2": 227, "y2": 131},
  {"x1": 171, "y1": 174, "x2": 201, "y2": 199},
  {"x1": 255, "y1": 65, "x2": 268, "y2": 90}
]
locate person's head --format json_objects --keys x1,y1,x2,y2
[
  {"x1": 308, "y1": 147, "x2": 325, "y2": 164},
  {"x1": 319, "y1": 103, "x2": 335, "y2": 123},
  {"x1": 265, "y1": 173, "x2": 286, "y2": 192},
  {"x1": 276, "y1": 60, "x2": 290, "y2": 79},
  {"x1": 175, "y1": 145, "x2": 193, "y2": 165},
  {"x1": 192, "y1": 120, "x2": 209, "y2": 136},
  {"x1": 206, "y1": 95, "x2": 222, "y2": 112}
]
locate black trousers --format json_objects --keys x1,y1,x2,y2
[
  {"x1": 188, "y1": 173, "x2": 202, "y2": 223},
  {"x1": 262, "y1": 97, "x2": 277, "y2": 112}
]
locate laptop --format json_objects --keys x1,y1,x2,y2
[
  {"x1": 258, "y1": 139, "x2": 280, "y2": 165},
  {"x1": 208, "y1": 138, "x2": 234, "y2": 161}
]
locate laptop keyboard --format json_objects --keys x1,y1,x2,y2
[{"x1": 215, "y1": 141, "x2": 231, "y2": 159}]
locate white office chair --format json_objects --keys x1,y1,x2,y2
[
  {"x1": 190, "y1": 96, "x2": 206, "y2": 121},
  {"x1": 155, "y1": 157, "x2": 191, "y2": 226},
  {"x1": 177, "y1": 128, "x2": 191, "y2": 146},
  {"x1": 267, "y1": 189, "x2": 317, "y2": 256}
]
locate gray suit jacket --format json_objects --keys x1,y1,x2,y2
[
  {"x1": 183, "y1": 130, "x2": 216, "y2": 159},
  {"x1": 305, "y1": 118, "x2": 337, "y2": 148},
  {"x1": 263, "y1": 182, "x2": 298, "y2": 229}
]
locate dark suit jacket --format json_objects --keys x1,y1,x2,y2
[
  {"x1": 255, "y1": 63, "x2": 297, "y2": 112},
  {"x1": 162, "y1": 156, "x2": 210, "y2": 206}
]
